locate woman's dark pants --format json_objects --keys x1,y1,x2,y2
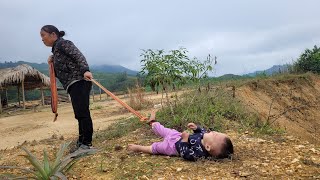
[{"x1": 68, "y1": 80, "x2": 93, "y2": 146}]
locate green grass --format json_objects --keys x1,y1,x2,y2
[
  {"x1": 94, "y1": 118, "x2": 143, "y2": 141},
  {"x1": 153, "y1": 87, "x2": 282, "y2": 135}
]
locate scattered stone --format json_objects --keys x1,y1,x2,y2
[
  {"x1": 295, "y1": 145, "x2": 305, "y2": 149},
  {"x1": 286, "y1": 136, "x2": 295, "y2": 141},
  {"x1": 257, "y1": 138, "x2": 266, "y2": 143},
  {"x1": 30, "y1": 140, "x2": 37, "y2": 146},
  {"x1": 286, "y1": 170, "x2": 293, "y2": 174},
  {"x1": 239, "y1": 171, "x2": 252, "y2": 177},
  {"x1": 209, "y1": 167, "x2": 217, "y2": 172},
  {"x1": 262, "y1": 163, "x2": 268, "y2": 167},
  {"x1": 114, "y1": 145, "x2": 123, "y2": 151},
  {"x1": 59, "y1": 135, "x2": 64, "y2": 140},
  {"x1": 51, "y1": 134, "x2": 58, "y2": 139},
  {"x1": 291, "y1": 158, "x2": 299, "y2": 164},
  {"x1": 310, "y1": 148, "x2": 317, "y2": 153},
  {"x1": 176, "y1": 167, "x2": 182, "y2": 172},
  {"x1": 141, "y1": 175, "x2": 150, "y2": 180}
]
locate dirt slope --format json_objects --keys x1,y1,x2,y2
[{"x1": 236, "y1": 74, "x2": 320, "y2": 144}]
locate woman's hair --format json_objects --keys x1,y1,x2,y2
[{"x1": 41, "y1": 25, "x2": 65, "y2": 38}]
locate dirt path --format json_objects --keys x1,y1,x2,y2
[{"x1": 0, "y1": 92, "x2": 165, "y2": 150}]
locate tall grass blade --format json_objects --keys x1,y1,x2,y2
[
  {"x1": 43, "y1": 149, "x2": 51, "y2": 175},
  {"x1": 51, "y1": 142, "x2": 71, "y2": 173},
  {"x1": 21, "y1": 147, "x2": 48, "y2": 179}
]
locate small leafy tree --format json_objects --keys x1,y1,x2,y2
[
  {"x1": 187, "y1": 54, "x2": 215, "y2": 91},
  {"x1": 294, "y1": 45, "x2": 320, "y2": 73},
  {"x1": 140, "y1": 48, "x2": 214, "y2": 116}
]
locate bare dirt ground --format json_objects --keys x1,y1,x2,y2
[{"x1": 0, "y1": 92, "x2": 164, "y2": 150}]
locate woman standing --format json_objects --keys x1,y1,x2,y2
[{"x1": 40, "y1": 25, "x2": 94, "y2": 151}]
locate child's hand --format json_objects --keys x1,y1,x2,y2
[
  {"x1": 181, "y1": 132, "x2": 189, "y2": 142},
  {"x1": 187, "y1": 123, "x2": 197, "y2": 130}
]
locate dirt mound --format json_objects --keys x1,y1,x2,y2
[{"x1": 236, "y1": 73, "x2": 320, "y2": 144}]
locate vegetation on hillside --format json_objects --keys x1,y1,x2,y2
[{"x1": 293, "y1": 45, "x2": 320, "y2": 73}]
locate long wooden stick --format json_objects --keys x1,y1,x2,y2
[{"x1": 91, "y1": 79, "x2": 147, "y2": 121}]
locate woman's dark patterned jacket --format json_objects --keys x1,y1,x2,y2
[{"x1": 51, "y1": 38, "x2": 90, "y2": 90}]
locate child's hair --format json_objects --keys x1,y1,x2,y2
[{"x1": 211, "y1": 137, "x2": 234, "y2": 159}]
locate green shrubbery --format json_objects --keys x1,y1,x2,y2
[
  {"x1": 293, "y1": 45, "x2": 320, "y2": 73},
  {"x1": 155, "y1": 88, "x2": 276, "y2": 134}
]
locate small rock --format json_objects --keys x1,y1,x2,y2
[
  {"x1": 286, "y1": 170, "x2": 293, "y2": 174},
  {"x1": 296, "y1": 165, "x2": 302, "y2": 169},
  {"x1": 141, "y1": 175, "x2": 149, "y2": 180},
  {"x1": 244, "y1": 131, "x2": 249, "y2": 134},
  {"x1": 310, "y1": 148, "x2": 317, "y2": 153},
  {"x1": 291, "y1": 158, "x2": 299, "y2": 164},
  {"x1": 51, "y1": 134, "x2": 57, "y2": 139},
  {"x1": 176, "y1": 167, "x2": 182, "y2": 172},
  {"x1": 209, "y1": 167, "x2": 217, "y2": 172},
  {"x1": 114, "y1": 145, "x2": 123, "y2": 151},
  {"x1": 59, "y1": 135, "x2": 64, "y2": 140},
  {"x1": 295, "y1": 145, "x2": 305, "y2": 149},
  {"x1": 239, "y1": 172, "x2": 252, "y2": 177},
  {"x1": 286, "y1": 136, "x2": 295, "y2": 141},
  {"x1": 257, "y1": 138, "x2": 266, "y2": 143},
  {"x1": 262, "y1": 163, "x2": 268, "y2": 167},
  {"x1": 30, "y1": 140, "x2": 37, "y2": 146}
]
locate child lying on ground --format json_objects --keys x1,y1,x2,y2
[{"x1": 128, "y1": 110, "x2": 234, "y2": 161}]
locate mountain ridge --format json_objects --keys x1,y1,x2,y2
[{"x1": 0, "y1": 61, "x2": 139, "y2": 76}]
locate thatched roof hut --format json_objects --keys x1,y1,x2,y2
[
  {"x1": 0, "y1": 64, "x2": 50, "y2": 112},
  {"x1": 0, "y1": 64, "x2": 50, "y2": 89}
]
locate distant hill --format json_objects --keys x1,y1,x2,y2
[
  {"x1": 0, "y1": 61, "x2": 139, "y2": 76},
  {"x1": 217, "y1": 74, "x2": 243, "y2": 80},
  {"x1": 91, "y1": 64, "x2": 138, "y2": 76},
  {"x1": 244, "y1": 64, "x2": 290, "y2": 77}
]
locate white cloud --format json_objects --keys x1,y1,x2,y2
[{"x1": 0, "y1": 0, "x2": 319, "y2": 76}]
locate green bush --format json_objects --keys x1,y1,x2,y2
[{"x1": 294, "y1": 45, "x2": 320, "y2": 73}]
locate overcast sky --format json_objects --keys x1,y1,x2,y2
[{"x1": 0, "y1": 0, "x2": 319, "y2": 76}]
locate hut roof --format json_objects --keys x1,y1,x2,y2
[{"x1": 0, "y1": 64, "x2": 50, "y2": 90}]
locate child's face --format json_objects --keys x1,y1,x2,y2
[{"x1": 202, "y1": 131, "x2": 227, "y2": 156}]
